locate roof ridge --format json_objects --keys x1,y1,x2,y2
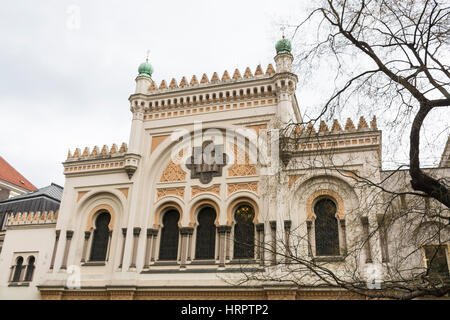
[{"x1": 0, "y1": 156, "x2": 37, "y2": 191}]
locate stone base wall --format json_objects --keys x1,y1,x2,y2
[{"x1": 40, "y1": 289, "x2": 365, "y2": 300}]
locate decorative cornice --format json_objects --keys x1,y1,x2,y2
[{"x1": 6, "y1": 210, "x2": 58, "y2": 226}]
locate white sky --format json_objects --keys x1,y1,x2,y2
[{"x1": 0, "y1": 0, "x2": 448, "y2": 189}]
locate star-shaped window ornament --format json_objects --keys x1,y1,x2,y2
[{"x1": 186, "y1": 140, "x2": 228, "y2": 184}]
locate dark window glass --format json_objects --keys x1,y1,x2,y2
[
  {"x1": 13, "y1": 257, "x2": 23, "y2": 282},
  {"x1": 159, "y1": 210, "x2": 180, "y2": 261},
  {"x1": 24, "y1": 256, "x2": 35, "y2": 281},
  {"x1": 195, "y1": 207, "x2": 216, "y2": 259},
  {"x1": 425, "y1": 245, "x2": 449, "y2": 278},
  {"x1": 89, "y1": 212, "x2": 111, "y2": 261},
  {"x1": 233, "y1": 205, "x2": 255, "y2": 259},
  {"x1": 314, "y1": 198, "x2": 340, "y2": 256}
]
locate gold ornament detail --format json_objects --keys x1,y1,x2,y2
[
  {"x1": 191, "y1": 184, "x2": 221, "y2": 197},
  {"x1": 227, "y1": 182, "x2": 258, "y2": 196},
  {"x1": 228, "y1": 145, "x2": 256, "y2": 177},
  {"x1": 160, "y1": 160, "x2": 186, "y2": 182},
  {"x1": 157, "y1": 187, "x2": 185, "y2": 200}
]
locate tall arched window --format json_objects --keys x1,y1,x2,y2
[
  {"x1": 12, "y1": 256, "x2": 23, "y2": 282},
  {"x1": 233, "y1": 204, "x2": 255, "y2": 259},
  {"x1": 159, "y1": 210, "x2": 180, "y2": 260},
  {"x1": 314, "y1": 198, "x2": 340, "y2": 256},
  {"x1": 24, "y1": 256, "x2": 35, "y2": 282},
  {"x1": 195, "y1": 207, "x2": 216, "y2": 259},
  {"x1": 89, "y1": 211, "x2": 111, "y2": 261}
]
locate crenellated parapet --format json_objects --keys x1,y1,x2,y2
[
  {"x1": 63, "y1": 143, "x2": 128, "y2": 176},
  {"x1": 6, "y1": 210, "x2": 58, "y2": 227},
  {"x1": 129, "y1": 64, "x2": 280, "y2": 121},
  {"x1": 147, "y1": 64, "x2": 275, "y2": 93},
  {"x1": 280, "y1": 116, "x2": 381, "y2": 164}
]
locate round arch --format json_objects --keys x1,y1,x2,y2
[
  {"x1": 227, "y1": 196, "x2": 259, "y2": 226},
  {"x1": 154, "y1": 201, "x2": 183, "y2": 228},
  {"x1": 85, "y1": 204, "x2": 115, "y2": 231},
  {"x1": 189, "y1": 198, "x2": 220, "y2": 227},
  {"x1": 305, "y1": 190, "x2": 344, "y2": 221}
]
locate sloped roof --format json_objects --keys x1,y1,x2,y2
[
  {"x1": 0, "y1": 183, "x2": 63, "y2": 203},
  {"x1": 0, "y1": 183, "x2": 62, "y2": 230},
  {"x1": 0, "y1": 156, "x2": 37, "y2": 192}
]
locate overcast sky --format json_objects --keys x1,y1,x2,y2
[{"x1": 0, "y1": 1, "x2": 448, "y2": 189}]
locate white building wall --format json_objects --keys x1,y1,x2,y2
[{"x1": 0, "y1": 226, "x2": 55, "y2": 299}]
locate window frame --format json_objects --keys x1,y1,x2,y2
[
  {"x1": 86, "y1": 210, "x2": 113, "y2": 263},
  {"x1": 157, "y1": 209, "x2": 181, "y2": 262},
  {"x1": 310, "y1": 196, "x2": 346, "y2": 260},
  {"x1": 232, "y1": 203, "x2": 256, "y2": 261},
  {"x1": 193, "y1": 205, "x2": 218, "y2": 261}
]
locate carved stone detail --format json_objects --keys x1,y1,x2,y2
[
  {"x1": 156, "y1": 187, "x2": 185, "y2": 200},
  {"x1": 191, "y1": 184, "x2": 221, "y2": 197},
  {"x1": 160, "y1": 160, "x2": 186, "y2": 182},
  {"x1": 228, "y1": 145, "x2": 256, "y2": 177},
  {"x1": 227, "y1": 182, "x2": 258, "y2": 196}
]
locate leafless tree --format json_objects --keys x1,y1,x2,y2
[
  {"x1": 289, "y1": 0, "x2": 450, "y2": 207},
  {"x1": 227, "y1": 0, "x2": 450, "y2": 300}
]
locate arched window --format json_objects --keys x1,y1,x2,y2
[
  {"x1": 314, "y1": 198, "x2": 340, "y2": 256},
  {"x1": 24, "y1": 256, "x2": 35, "y2": 282},
  {"x1": 89, "y1": 211, "x2": 111, "y2": 261},
  {"x1": 12, "y1": 256, "x2": 23, "y2": 282},
  {"x1": 159, "y1": 210, "x2": 180, "y2": 261},
  {"x1": 233, "y1": 204, "x2": 255, "y2": 259},
  {"x1": 195, "y1": 207, "x2": 216, "y2": 259}
]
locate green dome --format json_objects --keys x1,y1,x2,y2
[
  {"x1": 275, "y1": 37, "x2": 292, "y2": 54},
  {"x1": 138, "y1": 60, "x2": 153, "y2": 77}
]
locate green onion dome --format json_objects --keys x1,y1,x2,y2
[
  {"x1": 138, "y1": 60, "x2": 153, "y2": 77},
  {"x1": 275, "y1": 36, "x2": 292, "y2": 54}
]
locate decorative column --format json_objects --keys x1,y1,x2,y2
[
  {"x1": 105, "y1": 230, "x2": 113, "y2": 261},
  {"x1": 256, "y1": 223, "x2": 265, "y2": 266},
  {"x1": 129, "y1": 227, "x2": 141, "y2": 269},
  {"x1": 270, "y1": 221, "x2": 277, "y2": 265},
  {"x1": 150, "y1": 229, "x2": 159, "y2": 262},
  {"x1": 361, "y1": 217, "x2": 372, "y2": 263},
  {"x1": 339, "y1": 218, "x2": 347, "y2": 256},
  {"x1": 60, "y1": 230, "x2": 74, "y2": 270},
  {"x1": 217, "y1": 226, "x2": 231, "y2": 268},
  {"x1": 81, "y1": 231, "x2": 91, "y2": 263},
  {"x1": 306, "y1": 221, "x2": 313, "y2": 257},
  {"x1": 119, "y1": 228, "x2": 127, "y2": 269},
  {"x1": 49, "y1": 230, "x2": 60, "y2": 270},
  {"x1": 179, "y1": 227, "x2": 194, "y2": 268},
  {"x1": 144, "y1": 228, "x2": 157, "y2": 268},
  {"x1": 377, "y1": 215, "x2": 389, "y2": 262},
  {"x1": 284, "y1": 220, "x2": 292, "y2": 264},
  {"x1": 225, "y1": 228, "x2": 231, "y2": 261}
]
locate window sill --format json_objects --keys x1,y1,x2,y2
[
  {"x1": 228, "y1": 259, "x2": 257, "y2": 264},
  {"x1": 8, "y1": 282, "x2": 30, "y2": 287},
  {"x1": 153, "y1": 261, "x2": 179, "y2": 266},
  {"x1": 82, "y1": 262, "x2": 106, "y2": 266},
  {"x1": 190, "y1": 260, "x2": 217, "y2": 265},
  {"x1": 312, "y1": 256, "x2": 345, "y2": 262}
]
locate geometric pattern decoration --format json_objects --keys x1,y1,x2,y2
[
  {"x1": 160, "y1": 160, "x2": 186, "y2": 182},
  {"x1": 191, "y1": 184, "x2": 221, "y2": 197},
  {"x1": 227, "y1": 182, "x2": 258, "y2": 196},
  {"x1": 156, "y1": 187, "x2": 185, "y2": 200},
  {"x1": 227, "y1": 145, "x2": 256, "y2": 177}
]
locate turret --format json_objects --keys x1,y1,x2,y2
[
  {"x1": 135, "y1": 57, "x2": 154, "y2": 94},
  {"x1": 273, "y1": 36, "x2": 298, "y2": 125},
  {"x1": 274, "y1": 36, "x2": 293, "y2": 73}
]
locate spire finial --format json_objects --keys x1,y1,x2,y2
[
  {"x1": 280, "y1": 25, "x2": 286, "y2": 39},
  {"x1": 146, "y1": 49, "x2": 150, "y2": 63}
]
